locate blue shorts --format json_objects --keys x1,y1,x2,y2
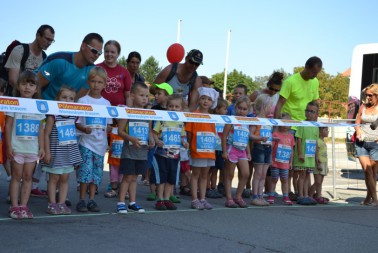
[
  {"x1": 151, "y1": 155, "x2": 179, "y2": 185},
  {"x1": 211, "y1": 151, "x2": 224, "y2": 170},
  {"x1": 252, "y1": 143, "x2": 272, "y2": 164},
  {"x1": 77, "y1": 145, "x2": 104, "y2": 185},
  {"x1": 355, "y1": 140, "x2": 378, "y2": 160},
  {"x1": 119, "y1": 158, "x2": 148, "y2": 176}
]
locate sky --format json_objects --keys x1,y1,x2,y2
[{"x1": 2, "y1": 0, "x2": 378, "y2": 79}]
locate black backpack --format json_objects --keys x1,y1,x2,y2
[
  {"x1": 166, "y1": 63, "x2": 198, "y2": 102},
  {"x1": 0, "y1": 40, "x2": 47, "y2": 96}
]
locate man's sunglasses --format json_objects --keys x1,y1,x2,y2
[{"x1": 87, "y1": 44, "x2": 102, "y2": 56}]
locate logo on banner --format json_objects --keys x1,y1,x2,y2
[
  {"x1": 184, "y1": 113, "x2": 211, "y2": 119},
  {"x1": 0, "y1": 97, "x2": 19, "y2": 106},
  {"x1": 269, "y1": 119, "x2": 278, "y2": 125},
  {"x1": 168, "y1": 112, "x2": 179, "y2": 121},
  {"x1": 126, "y1": 108, "x2": 156, "y2": 115},
  {"x1": 107, "y1": 107, "x2": 118, "y2": 118},
  {"x1": 36, "y1": 101, "x2": 49, "y2": 113},
  {"x1": 58, "y1": 103, "x2": 93, "y2": 111},
  {"x1": 221, "y1": 116, "x2": 231, "y2": 123}
]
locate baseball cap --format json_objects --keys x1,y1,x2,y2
[
  {"x1": 187, "y1": 49, "x2": 203, "y2": 65},
  {"x1": 153, "y1": 82, "x2": 173, "y2": 95}
]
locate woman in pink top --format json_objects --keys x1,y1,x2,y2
[{"x1": 97, "y1": 40, "x2": 132, "y2": 106}]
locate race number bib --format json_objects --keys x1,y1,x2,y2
[
  {"x1": 162, "y1": 127, "x2": 181, "y2": 149},
  {"x1": 233, "y1": 126, "x2": 249, "y2": 149},
  {"x1": 305, "y1": 140, "x2": 316, "y2": 157},
  {"x1": 275, "y1": 144, "x2": 292, "y2": 163},
  {"x1": 215, "y1": 124, "x2": 224, "y2": 151},
  {"x1": 129, "y1": 122, "x2": 149, "y2": 145},
  {"x1": 196, "y1": 132, "x2": 216, "y2": 153},
  {"x1": 56, "y1": 120, "x2": 77, "y2": 145},
  {"x1": 215, "y1": 124, "x2": 224, "y2": 133},
  {"x1": 15, "y1": 114, "x2": 40, "y2": 140},
  {"x1": 260, "y1": 125, "x2": 272, "y2": 144},
  {"x1": 86, "y1": 117, "x2": 106, "y2": 129},
  {"x1": 111, "y1": 139, "x2": 124, "y2": 158}
]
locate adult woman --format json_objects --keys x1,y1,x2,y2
[
  {"x1": 126, "y1": 51, "x2": 145, "y2": 84},
  {"x1": 355, "y1": 83, "x2": 378, "y2": 206},
  {"x1": 97, "y1": 40, "x2": 132, "y2": 106}
]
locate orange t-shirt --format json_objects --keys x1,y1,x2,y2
[
  {"x1": 107, "y1": 127, "x2": 124, "y2": 166},
  {"x1": 185, "y1": 111, "x2": 216, "y2": 160}
]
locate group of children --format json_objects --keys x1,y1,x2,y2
[{"x1": 0, "y1": 68, "x2": 330, "y2": 219}]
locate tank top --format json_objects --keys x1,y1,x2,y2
[
  {"x1": 167, "y1": 75, "x2": 190, "y2": 98},
  {"x1": 360, "y1": 106, "x2": 378, "y2": 142}
]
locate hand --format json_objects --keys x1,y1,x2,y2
[
  {"x1": 299, "y1": 154, "x2": 305, "y2": 162},
  {"x1": 85, "y1": 127, "x2": 92, "y2": 134},
  {"x1": 261, "y1": 137, "x2": 268, "y2": 142},
  {"x1": 183, "y1": 142, "x2": 189, "y2": 149},
  {"x1": 6, "y1": 148, "x2": 14, "y2": 160},
  {"x1": 44, "y1": 152, "x2": 51, "y2": 164},
  {"x1": 222, "y1": 152, "x2": 229, "y2": 160},
  {"x1": 156, "y1": 140, "x2": 164, "y2": 148},
  {"x1": 39, "y1": 148, "x2": 45, "y2": 160},
  {"x1": 130, "y1": 137, "x2": 141, "y2": 148},
  {"x1": 247, "y1": 153, "x2": 251, "y2": 161}
]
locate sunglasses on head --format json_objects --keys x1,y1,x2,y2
[
  {"x1": 87, "y1": 44, "x2": 102, "y2": 56},
  {"x1": 269, "y1": 87, "x2": 280, "y2": 92},
  {"x1": 189, "y1": 59, "x2": 200, "y2": 67}
]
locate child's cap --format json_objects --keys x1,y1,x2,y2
[
  {"x1": 153, "y1": 82, "x2": 173, "y2": 95},
  {"x1": 198, "y1": 87, "x2": 219, "y2": 109}
]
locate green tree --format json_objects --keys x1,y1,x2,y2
[
  {"x1": 140, "y1": 56, "x2": 162, "y2": 84},
  {"x1": 211, "y1": 69, "x2": 258, "y2": 97},
  {"x1": 118, "y1": 56, "x2": 127, "y2": 67}
]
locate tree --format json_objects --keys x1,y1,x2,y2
[
  {"x1": 211, "y1": 69, "x2": 258, "y2": 97},
  {"x1": 118, "y1": 56, "x2": 127, "y2": 67},
  {"x1": 139, "y1": 56, "x2": 162, "y2": 84}
]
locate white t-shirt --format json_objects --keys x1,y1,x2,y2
[
  {"x1": 6, "y1": 112, "x2": 45, "y2": 154},
  {"x1": 5, "y1": 45, "x2": 44, "y2": 71},
  {"x1": 76, "y1": 95, "x2": 112, "y2": 156}
]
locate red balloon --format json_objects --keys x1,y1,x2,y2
[{"x1": 167, "y1": 43, "x2": 185, "y2": 63}]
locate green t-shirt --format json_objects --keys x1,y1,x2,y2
[
  {"x1": 280, "y1": 72, "x2": 319, "y2": 121},
  {"x1": 293, "y1": 126, "x2": 319, "y2": 168}
]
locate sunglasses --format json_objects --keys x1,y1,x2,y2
[
  {"x1": 366, "y1": 93, "x2": 375, "y2": 97},
  {"x1": 87, "y1": 44, "x2": 102, "y2": 56},
  {"x1": 269, "y1": 87, "x2": 280, "y2": 92},
  {"x1": 189, "y1": 59, "x2": 200, "y2": 67},
  {"x1": 305, "y1": 109, "x2": 318, "y2": 114}
]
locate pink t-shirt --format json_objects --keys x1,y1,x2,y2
[
  {"x1": 271, "y1": 131, "x2": 295, "y2": 169},
  {"x1": 97, "y1": 62, "x2": 132, "y2": 106}
]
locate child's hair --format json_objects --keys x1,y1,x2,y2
[
  {"x1": 234, "y1": 95, "x2": 251, "y2": 108},
  {"x1": 131, "y1": 81, "x2": 148, "y2": 93},
  {"x1": 254, "y1": 94, "x2": 273, "y2": 116},
  {"x1": 0, "y1": 78, "x2": 7, "y2": 94},
  {"x1": 307, "y1": 100, "x2": 319, "y2": 110},
  {"x1": 14, "y1": 70, "x2": 40, "y2": 98},
  {"x1": 267, "y1": 72, "x2": 284, "y2": 86},
  {"x1": 88, "y1": 66, "x2": 107, "y2": 83},
  {"x1": 234, "y1": 84, "x2": 248, "y2": 95},
  {"x1": 319, "y1": 126, "x2": 328, "y2": 133},
  {"x1": 167, "y1": 93, "x2": 186, "y2": 109},
  {"x1": 215, "y1": 98, "x2": 228, "y2": 111},
  {"x1": 56, "y1": 85, "x2": 76, "y2": 100}
]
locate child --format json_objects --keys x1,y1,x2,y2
[
  {"x1": 75, "y1": 66, "x2": 112, "y2": 212},
  {"x1": 41, "y1": 86, "x2": 82, "y2": 214},
  {"x1": 222, "y1": 96, "x2": 251, "y2": 208},
  {"x1": 6, "y1": 71, "x2": 45, "y2": 219},
  {"x1": 309, "y1": 127, "x2": 329, "y2": 204},
  {"x1": 185, "y1": 87, "x2": 219, "y2": 210},
  {"x1": 0, "y1": 79, "x2": 6, "y2": 167},
  {"x1": 206, "y1": 99, "x2": 228, "y2": 199},
  {"x1": 268, "y1": 113, "x2": 295, "y2": 205},
  {"x1": 152, "y1": 94, "x2": 187, "y2": 210},
  {"x1": 227, "y1": 84, "x2": 248, "y2": 116},
  {"x1": 294, "y1": 101, "x2": 319, "y2": 205},
  {"x1": 117, "y1": 81, "x2": 154, "y2": 214},
  {"x1": 249, "y1": 94, "x2": 275, "y2": 206}
]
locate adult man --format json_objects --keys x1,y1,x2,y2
[
  {"x1": 274, "y1": 56, "x2": 322, "y2": 120},
  {"x1": 37, "y1": 33, "x2": 103, "y2": 100},
  {"x1": 154, "y1": 49, "x2": 203, "y2": 112},
  {"x1": 5, "y1": 25, "x2": 55, "y2": 90}
]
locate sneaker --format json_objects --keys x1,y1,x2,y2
[
  {"x1": 117, "y1": 203, "x2": 128, "y2": 214},
  {"x1": 206, "y1": 189, "x2": 218, "y2": 199},
  {"x1": 260, "y1": 198, "x2": 270, "y2": 206},
  {"x1": 128, "y1": 203, "x2": 145, "y2": 213},
  {"x1": 283, "y1": 197, "x2": 293, "y2": 205},
  {"x1": 169, "y1": 195, "x2": 181, "y2": 203},
  {"x1": 191, "y1": 199, "x2": 204, "y2": 210},
  {"x1": 164, "y1": 200, "x2": 177, "y2": 210},
  {"x1": 242, "y1": 188, "x2": 251, "y2": 198},
  {"x1": 146, "y1": 192, "x2": 157, "y2": 201},
  {"x1": 58, "y1": 203, "x2": 72, "y2": 215},
  {"x1": 251, "y1": 198, "x2": 263, "y2": 206},
  {"x1": 47, "y1": 203, "x2": 62, "y2": 215},
  {"x1": 267, "y1": 196, "x2": 275, "y2": 205},
  {"x1": 104, "y1": 189, "x2": 118, "y2": 198},
  {"x1": 289, "y1": 192, "x2": 298, "y2": 201},
  {"x1": 225, "y1": 199, "x2": 238, "y2": 208},
  {"x1": 298, "y1": 197, "x2": 312, "y2": 205},
  {"x1": 155, "y1": 200, "x2": 167, "y2": 211},
  {"x1": 76, "y1": 200, "x2": 88, "y2": 212},
  {"x1": 200, "y1": 199, "x2": 213, "y2": 210},
  {"x1": 234, "y1": 198, "x2": 248, "y2": 208},
  {"x1": 19, "y1": 206, "x2": 34, "y2": 219},
  {"x1": 31, "y1": 188, "x2": 48, "y2": 198},
  {"x1": 65, "y1": 198, "x2": 72, "y2": 207},
  {"x1": 9, "y1": 206, "x2": 22, "y2": 219},
  {"x1": 87, "y1": 200, "x2": 100, "y2": 212}
]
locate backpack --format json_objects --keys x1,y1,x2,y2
[
  {"x1": 0, "y1": 40, "x2": 47, "y2": 96},
  {"x1": 165, "y1": 63, "x2": 198, "y2": 102}
]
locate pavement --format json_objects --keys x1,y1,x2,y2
[{"x1": 0, "y1": 160, "x2": 377, "y2": 253}]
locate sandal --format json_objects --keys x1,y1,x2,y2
[
  {"x1": 315, "y1": 197, "x2": 328, "y2": 204},
  {"x1": 180, "y1": 185, "x2": 191, "y2": 196},
  {"x1": 104, "y1": 189, "x2": 118, "y2": 198}
]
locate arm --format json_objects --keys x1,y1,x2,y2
[
  {"x1": 297, "y1": 137, "x2": 304, "y2": 162},
  {"x1": 354, "y1": 106, "x2": 363, "y2": 140},
  {"x1": 153, "y1": 65, "x2": 172, "y2": 85},
  {"x1": 38, "y1": 119, "x2": 45, "y2": 160},
  {"x1": 188, "y1": 76, "x2": 202, "y2": 112},
  {"x1": 249, "y1": 125, "x2": 268, "y2": 142},
  {"x1": 186, "y1": 131, "x2": 193, "y2": 150},
  {"x1": 148, "y1": 121, "x2": 155, "y2": 149},
  {"x1": 5, "y1": 116, "x2": 14, "y2": 160},
  {"x1": 8, "y1": 68, "x2": 20, "y2": 89},
  {"x1": 75, "y1": 122, "x2": 92, "y2": 134},
  {"x1": 43, "y1": 116, "x2": 54, "y2": 164},
  {"x1": 152, "y1": 130, "x2": 163, "y2": 148},
  {"x1": 221, "y1": 124, "x2": 231, "y2": 160},
  {"x1": 246, "y1": 139, "x2": 251, "y2": 161},
  {"x1": 274, "y1": 95, "x2": 286, "y2": 119}
]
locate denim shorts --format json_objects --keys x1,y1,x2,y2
[
  {"x1": 252, "y1": 143, "x2": 272, "y2": 164},
  {"x1": 355, "y1": 140, "x2": 378, "y2": 161}
]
